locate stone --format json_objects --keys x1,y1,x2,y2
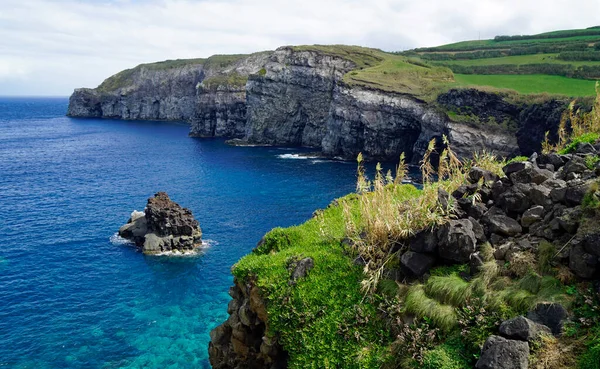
[
  {"x1": 469, "y1": 216, "x2": 486, "y2": 242},
  {"x1": 563, "y1": 156, "x2": 588, "y2": 177},
  {"x1": 492, "y1": 178, "x2": 513, "y2": 201},
  {"x1": 400, "y1": 251, "x2": 436, "y2": 277},
  {"x1": 575, "y1": 142, "x2": 597, "y2": 155},
  {"x1": 521, "y1": 206, "x2": 544, "y2": 228},
  {"x1": 409, "y1": 230, "x2": 438, "y2": 253},
  {"x1": 469, "y1": 252, "x2": 485, "y2": 274},
  {"x1": 503, "y1": 161, "x2": 532, "y2": 177},
  {"x1": 289, "y1": 257, "x2": 314, "y2": 284},
  {"x1": 569, "y1": 244, "x2": 598, "y2": 279},
  {"x1": 557, "y1": 206, "x2": 582, "y2": 234},
  {"x1": 437, "y1": 219, "x2": 477, "y2": 263},
  {"x1": 437, "y1": 188, "x2": 450, "y2": 210},
  {"x1": 494, "y1": 243, "x2": 511, "y2": 260},
  {"x1": 527, "y1": 303, "x2": 568, "y2": 335},
  {"x1": 530, "y1": 185, "x2": 553, "y2": 209},
  {"x1": 118, "y1": 192, "x2": 202, "y2": 254},
  {"x1": 469, "y1": 167, "x2": 499, "y2": 185},
  {"x1": 510, "y1": 166, "x2": 553, "y2": 185},
  {"x1": 565, "y1": 182, "x2": 590, "y2": 206},
  {"x1": 499, "y1": 316, "x2": 551, "y2": 342},
  {"x1": 497, "y1": 184, "x2": 532, "y2": 214},
  {"x1": 538, "y1": 153, "x2": 566, "y2": 169},
  {"x1": 475, "y1": 335, "x2": 529, "y2": 369},
  {"x1": 484, "y1": 211, "x2": 523, "y2": 237}
]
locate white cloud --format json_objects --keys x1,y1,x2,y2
[{"x1": 0, "y1": 0, "x2": 598, "y2": 95}]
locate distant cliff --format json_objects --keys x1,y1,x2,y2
[{"x1": 68, "y1": 46, "x2": 571, "y2": 162}]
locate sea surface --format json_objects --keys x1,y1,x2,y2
[{"x1": 0, "y1": 97, "x2": 397, "y2": 368}]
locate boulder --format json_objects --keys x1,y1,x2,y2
[
  {"x1": 509, "y1": 166, "x2": 553, "y2": 185},
  {"x1": 530, "y1": 185, "x2": 553, "y2": 209},
  {"x1": 469, "y1": 167, "x2": 499, "y2": 185},
  {"x1": 527, "y1": 303, "x2": 568, "y2": 335},
  {"x1": 569, "y1": 244, "x2": 598, "y2": 279},
  {"x1": 118, "y1": 192, "x2": 202, "y2": 254},
  {"x1": 563, "y1": 156, "x2": 588, "y2": 177},
  {"x1": 499, "y1": 316, "x2": 551, "y2": 342},
  {"x1": 484, "y1": 210, "x2": 523, "y2": 237},
  {"x1": 521, "y1": 206, "x2": 544, "y2": 228},
  {"x1": 409, "y1": 230, "x2": 438, "y2": 253},
  {"x1": 437, "y1": 219, "x2": 477, "y2": 263},
  {"x1": 537, "y1": 153, "x2": 566, "y2": 170},
  {"x1": 503, "y1": 161, "x2": 532, "y2": 177},
  {"x1": 400, "y1": 251, "x2": 436, "y2": 277},
  {"x1": 575, "y1": 142, "x2": 597, "y2": 155},
  {"x1": 475, "y1": 335, "x2": 529, "y2": 369},
  {"x1": 497, "y1": 184, "x2": 532, "y2": 214},
  {"x1": 564, "y1": 182, "x2": 590, "y2": 206},
  {"x1": 289, "y1": 257, "x2": 314, "y2": 285}
]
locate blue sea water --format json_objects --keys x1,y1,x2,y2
[{"x1": 0, "y1": 97, "x2": 390, "y2": 368}]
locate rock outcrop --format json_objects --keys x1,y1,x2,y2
[
  {"x1": 68, "y1": 46, "x2": 571, "y2": 163},
  {"x1": 118, "y1": 192, "x2": 202, "y2": 254}
]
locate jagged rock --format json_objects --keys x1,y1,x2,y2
[
  {"x1": 437, "y1": 188, "x2": 450, "y2": 210},
  {"x1": 483, "y1": 208, "x2": 523, "y2": 237},
  {"x1": 510, "y1": 166, "x2": 553, "y2": 185},
  {"x1": 564, "y1": 182, "x2": 590, "y2": 206},
  {"x1": 470, "y1": 252, "x2": 485, "y2": 274},
  {"x1": 400, "y1": 251, "x2": 436, "y2": 277},
  {"x1": 576, "y1": 142, "x2": 597, "y2": 155},
  {"x1": 409, "y1": 230, "x2": 438, "y2": 253},
  {"x1": 289, "y1": 257, "x2": 314, "y2": 285},
  {"x1": 469, "y1": 167, "x2": 499, "y2": 184},
  {"x1": 475, "y1": 335, "x2": 529, "y2": 369},
  {"x1": 527, "y1": 302, "x2": 568, "y2": 335},
  {"x1": 530, "y1": 185, "x2": 553, "y2": 209},
  {"x1": 492, "y1": 178, "x2": 513, "y2": 201},
  {"x1": 469, "y1": 216, "x2": 487, "y2": 242},
  {"x1": 499, "y1": 316, "x2": 551, "y2": 342},
  {"x1": 503, "y1": 161, "x2": 532, "y2": 177},
  {"x1": 538, "y1": 153, "x2": 566, "y2": 169},
  {"x1": 497, "y1": 184, "x2": 532, "y2": 214},
  {"x1": 563, "y1": 156, "x2": 588, "y2": 177},
  {"x1": 437, "y1": 219, "x2": 477, "y2": 263},
  {"x1": 521, "y1": 206, "x2": 544, "y2": 228},
  {"x1": 570, "y1": 244, "x2": 598, "y2": 279},
  {"x1": 118, "y1": 192, "x2": 202, "y2": 254},
  {"x1": 557, "y1": 206, "x2": 582, "y2": 233}
]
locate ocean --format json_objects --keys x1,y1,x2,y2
[{"x1": 0, "y1": 97, "x2": 373, "y2": 368}]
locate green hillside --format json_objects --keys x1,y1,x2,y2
[{"x1": 399, "y1": 26, "x2": 600, "y2": 97}]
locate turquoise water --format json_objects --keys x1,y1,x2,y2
[{"x1": 0, "y1": 97, "x2": 381, "y2": 368}]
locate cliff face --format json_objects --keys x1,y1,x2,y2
[
  {"x1": 68, "y1": 53, "x2": 270, "y2": 138},
  {"x1": 244, "y1": 47, "x2": 356, "y2": 148},
  {"x1": 68, "y1": 46, "x2": 569, "y2": 162}
]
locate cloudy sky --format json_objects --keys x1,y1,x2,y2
[{"x1": 1, "y1": 0, "x2": 599, "y2": 96}]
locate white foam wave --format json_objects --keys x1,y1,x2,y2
[
  {"x1": 277, "y1": 153, "x2": 321, "y2": 160},
  {"x1": 109, "y1": 233, "x2": 134, "y2": 246}
]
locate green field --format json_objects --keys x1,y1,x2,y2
[
  {"x1": 453, "y1": 74, "x2": 598, "y2": 96},
  {"x1": 438, "y1": 53, "x2": 600, "y2": 67}
]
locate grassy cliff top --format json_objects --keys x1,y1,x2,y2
[{"x1": 96, "y1": 52, "x2": 269, "y2": 93}]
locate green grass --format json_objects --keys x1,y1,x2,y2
[
  {"x1": 452, "y1": 74, "x2": 598, "y2": 96},
  {"x1": 233, "y1": 191, "x2": 401, "y2": 368},
  {"x1": 559, "y1": 132, "x2": 600, "y2": 154},
  {"x1": 438, "y1": 53, "x2": 600, "y2": 67}
]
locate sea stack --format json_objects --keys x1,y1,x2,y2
[{"x1": 118, "y1": 192, "x2": 202, "y2": 254}]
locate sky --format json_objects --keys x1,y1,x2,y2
[{"x1": 1, "y1": 0, "x2": 599, "y2": 96}]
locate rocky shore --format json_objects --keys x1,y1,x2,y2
[
  {"x1": 209, "y1": 144, "x2": 600, "y2": 368},
  {"x1": 118, "y1": 192, "x2": 202, "y2": 254}
]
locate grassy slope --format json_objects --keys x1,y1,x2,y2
[
  {"x1": 291, "y1": 45, "x2": 453, "y2": 99},
  {"x1": 96, "y1": 53, "x2": 265, "y2": 93},
  {"x1": 406, "y1": 27, "x2": 600, "y2": 97},
  {"x1": 453, "y1": 74, "x2": 598, "y2": 96}
]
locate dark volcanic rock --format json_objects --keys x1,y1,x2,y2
[
  {"x1": 118, "y1": 192, "x2": 202, "y2": 254},
  {"x1": 527, "y1": 302, "x2": 568, "y2": 335},
  {"x1": 437, "y1": 219, "x2": 477, "y2": 263},
  {"x1": 499, "y1": 316, "x2": 551, "y2": 342},
  {"x1": 475, "y1": 335, "x2": 529, "y2": 369},
  {"x1": 289, "y1": 257, "x2": 314, "y2": 285},
  {"x1": 401, "y1": 251, "x2": 436, "y2": 277}
]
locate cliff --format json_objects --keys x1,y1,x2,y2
[
  {"x1": 210, "y1": 139, "x2": 600, "y2": 368},
  {"x1": 68, "y1": 45, "x2": 571, "y2": 162},
  {"x1": 68, "y1": 53, "x2": 271, "y2": 138}
]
